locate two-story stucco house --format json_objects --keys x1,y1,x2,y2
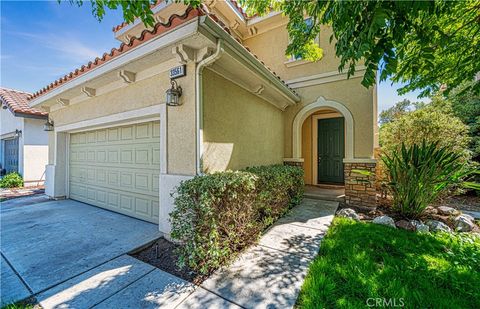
[
  {"x1": 0, "y1": 87, "x2": 49, "y2": 186},
  {"x1": 27, "y1": 2, "x2": 378, "y2": 236}
]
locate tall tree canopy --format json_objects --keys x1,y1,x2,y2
[{"x1": 68, "y1": 0, "x2": 479, "y2": 96}]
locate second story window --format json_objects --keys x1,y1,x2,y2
[{"x1": 289, "y1": 17, "x2": 319, "y2": 62}]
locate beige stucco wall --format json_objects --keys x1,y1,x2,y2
[
  {"x1": 49, "y1": 62, "x2": 197, "y2": 175},
  {"x1": 202, "y1": 69, "x2": 284, "y2": 172},
  {"x1": 285, "y1": 77, "x2": 375, "y2": 160},
  {"x1": 244, "y1": 25, "x2": 341, "y2": 81},
  {"x1": 245, "y1": 22, "x2": 376, "y2": 161}
]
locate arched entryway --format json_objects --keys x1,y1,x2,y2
[{"x1": 292, "y1": 96, "x2": 354, "y2": 185}]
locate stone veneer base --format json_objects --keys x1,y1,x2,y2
[
  {"x1": 285, "y1": 159, "x2": 377, "y2": 209},
  {"x1": 344, "y1": 162, "x2": 377, "y2": 208}
]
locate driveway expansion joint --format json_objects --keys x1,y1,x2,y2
[
  {"x1": 1, "y1": 251, "x2": 34, "y2": 294},
  {"x1": 90, "y1": 267, "x2": 157, "y2": 308}
]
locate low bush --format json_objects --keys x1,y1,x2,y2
[
  {"x1": 244, "y1": 165, "x2": 304, "y2": 225},
  {"x1": 169, "y1": 164, "x2": 304, "y2": 275},
  {"x1": 0, "y1": 172, "x2": 23, "y2": 188},
  {"x1": 382, "y1": 141, "x2": 469, "y2": 218}
]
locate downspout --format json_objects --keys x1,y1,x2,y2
[{"x1": 195, "y1": 39, "x2": 224, "y2": 175}]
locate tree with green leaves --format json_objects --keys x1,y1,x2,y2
[
  {"x1": 379, "y1": 102, "x2": 471, "y2": 163},
  {"x1": 430, "y1": 80, "x2": 480, "y2": 160},
  {"x1": 379, "y1": 99, "x2": 421, "y2": 125},
  {"x1": 67, "y1": 0, "x2": 480, "y2": 97}
]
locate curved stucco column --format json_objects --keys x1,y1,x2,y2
[{"x1": 292, "y1": 96, "x2": 354, "y2": 159}]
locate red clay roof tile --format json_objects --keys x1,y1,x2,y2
[
  {"x1": 112, "y1": 1, "x2": 249, "y2": 33},
  {"x1": 29, "y1": 6, "x2": 297, "y2": 101},
  {"x1": 112, "y1": 0, "x2": 163, "y2": 33},
  {"x1": 29, "y1": 7, "x2": 204, "y2": 100},
  {"x1": 0, "y1": 87, "x2": 48, "y2": 117}
]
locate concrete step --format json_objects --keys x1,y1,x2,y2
[{"x1": 304, "y1": 193, "x2": 345, "y2": 202}]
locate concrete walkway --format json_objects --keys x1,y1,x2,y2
[
  {"x1": 181, "y1": 198, "x2": 338, "y2": 309},
  {"x1": 2, "y1": 197, "x2": 336, "y2": 308}
]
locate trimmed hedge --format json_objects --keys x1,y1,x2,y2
[{"x1": 170, "y1": 164, "x2": 304, "y2": 274}]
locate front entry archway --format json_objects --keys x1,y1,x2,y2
[{"x1": 292, "y1": 96, "x2": 354, "y2": 160}]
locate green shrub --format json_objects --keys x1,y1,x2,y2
[
  {"x1": 382, "y1": 142, "x2": 468, "y2": 218},
  {"x1": 245, "y1": 165, "x2": 304, "y2": 224},
  {"x1": 169, "y1": 164, "x2": 304, "y2": 275},
  {"x1": 380, "y1": 105, "x2": 471, "y2": 162},
  {"x1": 0, "y1": 172, "x2": 24, "y2": 188}
]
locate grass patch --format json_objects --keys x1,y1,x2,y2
[
  {"x1": 296, "y1": 218, "x2": 480, "y2": 309},
  {"x1": 1, "y1": 303, "x2": 34, "y2": 309}
]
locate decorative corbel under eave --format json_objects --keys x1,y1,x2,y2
[
  {"x1": 56, "y1": 98, "x2": 69, "y2": 106},
  {"x1": 123, "y1": 34, "x2": 132, "y2": 44},
  {"x1": 196, "y1": 46, "x2": 215, "y2": 62},
  {"x1": 172, "y1": 44, "x2": 195, "y2": 64},
  {"x1": 253, "y1": 85, "x2": 265, "y2": 95},
  {"x1": 81, "y1": 87, "x2": 96, "y2": 97},
  {"x1": 230, "y1": 20, "x2": 240, "y2": 31},
  {"x1": 154, "y1": 16, "x2": 165, "y2": 23},
  {"x1": 118, "y1": 70, "x2": 136, "y2": 83}
]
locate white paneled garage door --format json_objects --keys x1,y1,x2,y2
[{"x1": 69, "y1": 121, "x2": 160, "y2": 223}]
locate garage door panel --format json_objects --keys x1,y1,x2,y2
[
  {"x1": 70, "y1": 145, "x2": 159, "y2": 168},
  {"x1": 69, "y1": 121, "x2": 160, "y2": 224},
  {"x1": 70, "y1": 171, "x2": 157, "y2": 197}
]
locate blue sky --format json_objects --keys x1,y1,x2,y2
[{"x1": 1, "y1": 1, "x2": 426, "y2": 112}]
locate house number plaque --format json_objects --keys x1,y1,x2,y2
[{"x1": 170, "y1": 65, "x2": 186, "y2": 79}]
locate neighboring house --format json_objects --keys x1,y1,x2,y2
[
  {"x1": 0, "y1": 87, "x2": 49, "y2": 186},
  {"x1": 28, "y1": 2, "x2": 378, "y2": 235}
]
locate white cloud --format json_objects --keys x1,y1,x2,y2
[{"x1": 7, "y1": 30, "x2": 103, "y2": 64}]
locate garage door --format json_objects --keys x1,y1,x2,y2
[{"x1": 69, "y1": 121, "x2": 160, "y2": 223}]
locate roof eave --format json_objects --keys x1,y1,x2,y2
[
  {"x1": 29, "y1": 18, "x2": 201, "y2": 108},
  {"x1": 13, "y1": 112, "x2": 48, "y2": 120},
  {"x1": 200, "y1": 16, "x2": 300, "y2": 104}
]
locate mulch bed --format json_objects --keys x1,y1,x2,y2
[
  {"x1": 130, "y1": 238, "x2": 205, "y2": 284},
  {"x1": 434, "y1": 192, "x2": 480, "y2": 212}
]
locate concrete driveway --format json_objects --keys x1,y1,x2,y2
[{"x1": 0, "y1": 196, "x2": 161, "y2": 306}]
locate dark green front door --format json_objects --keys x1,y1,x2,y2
[{"x1": 317, "y1": 117, "x2": 344, "y2": 184}]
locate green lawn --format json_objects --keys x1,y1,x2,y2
[
  {"x1": 1, "y1": 304, "x2": 34, "y2": 309},
  {"x1": 297, "y1": 217, "x2": 480, "y2": 309}
]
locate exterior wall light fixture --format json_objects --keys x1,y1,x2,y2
[
  {"x1": 44, "y1": 119, "x2": 54, "y2": 131},
  {"x1": 166, "y1": 79, "x2": 182, "y2": 106}
]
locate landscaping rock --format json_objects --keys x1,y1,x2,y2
[
  {"x1": 425, "y1": 206, "x2": 438, "y2": 215},
  {"x1": 411, "y1": 220, "x2": 429, "y2": 233},
  {"x1": 395, "y1": 220, "x2": 415, "y2": 231},
  {"x1": 373, "y1": 216, "x2": 396, "y2": 228},
  {"x1": 454, "y1": 214, "x2": 476, "y2": 232},
  {"x1": 437, "y1": 206, "x2": 460, "y2": 216},
  {"x1": 358, "y1": 213, "x2": 372, "y2": 220},
  {"x1": 426, "y1": 220, "x2": 452, "y2": 233},
  {"x1": 337, "y1": 208, "x2": 360, "y2": 221}
]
